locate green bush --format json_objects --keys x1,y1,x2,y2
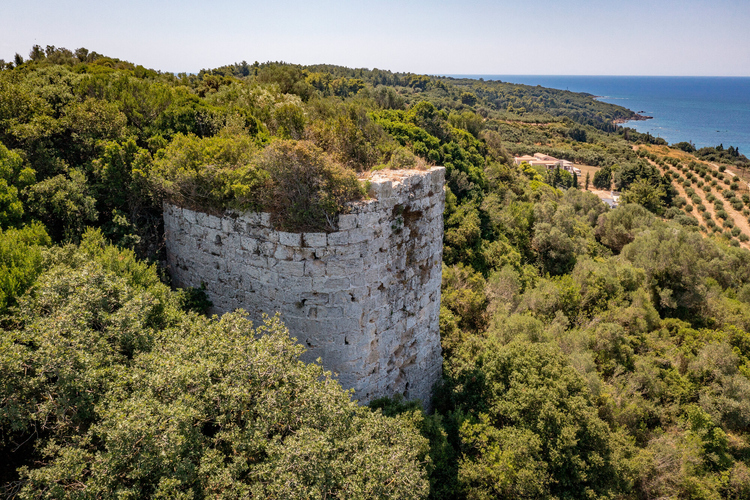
[
  {"x1": 147, "y1": 136, "x2": 364, "y2": 231},
  {"x1": 0, "y1": 223, "x2": 50, "y2": 315},
  {"x1": 24, "y1": 169, "x2": 98, "y2": 242},
  {"x1": 146, "y1": 132, "x2": 264, "y2": 211},
  {"x1": 450, "y1": 341, "x2": 623, "y2": 500},
  {"x1": 0, "y1": 143, "x2": 35, "y2": 228},
  {"x1": 664, "y1": 207, "x2": 682, "y2": 219},
  {"x1": 675, "y1": 214, "x2": 699, "y2": 227},
  {"x1": 256, "y1": 140, "x2": 365, "y2": 231}
]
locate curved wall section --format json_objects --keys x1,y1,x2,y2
[{"x1": 164, "y1": 167, "x2": 445, "y2": 404}]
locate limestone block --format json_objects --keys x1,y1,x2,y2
[
  {"x1": 258, "y1": 268, "x2": 279, "y2": 287},
  {"x1": 274, "y1": 259, "x2": 305, "y2": 278},
  {"x1": 349, "y1": 273, "x2": 367, "y2": 288},
  {"x1": 326, "y1": 259, "x2": 365, "y2": 278},
  {"x1": 302, "y1": 232, "x2": 327, "y2": 247},
  {"x1": 348, "y1": 227, "x2": 372, "y2": 244},
  {"x1": 298, "y1": 291, "x2": 330, "y2": 306},
  {"x1": 259, "y1": 241, "x2": 276, "y2": 258},
  {"x1": 279, "y1": 275, "x2": 313, "y2": 294},
  {"x1": 273, "y1": 245, "x2": 293, "y2": 261},
  {"x1": 312, "y1": 276, "x2": 350, "y2": 293},
  {"x1": 329, "y1": 290, "x2": 356, "y2": 307},
  {"x1": 304, "y1": 260, "x2": 326, "y2": 278},
  {"x1": 327, "y1": 231, "x2": 349, "y2": 246},
  {"x1": 338, "y1": 214, "x2": 358, "y2": 230},
  {"x1": 204, "y1": 214, "x2": 222, "y2": 230},
  {"x1": 194, "y1": 211, "x2": 207, "y2": 227},
  {"x1": 221, "y1": 218, "x2": 235, "y2": 233},
  {"x1": 242, "y1": 265, "x2": 261, "y2": 282},
  {"x1": 278, "y1": 231, "x2": 301, "y2": 247},
  {"x1": 370, "y1": 180, "x2": 393, "y2": 199},
  {"x1": 314, "y1": 247, "x2": 333, "y2": 259},
  {"x1": 260, "y1": 213, "x2": 272, "y2": 227},
  {"x1": 240, "y1": 212, "x2": 262, "y2": 227},
  {"x1": 240, "y1": 236, "x2": 258, "y2": 253},
  {"x1": 293, "y1": 248, "x2": 316, "y2": 262}
]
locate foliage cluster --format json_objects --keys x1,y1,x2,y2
[{"x1": 1, "y1": 230, "x2": 429, "y2": 498}]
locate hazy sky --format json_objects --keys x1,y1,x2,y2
[{"x1": 3, "y1": 0, "x2": 749, "y2": 76}]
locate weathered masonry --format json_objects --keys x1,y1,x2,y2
[{"x1": 164, "y1": 167, "x2": 445, "y2": 404}]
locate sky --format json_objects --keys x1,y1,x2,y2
[{"x1": 3, "y1": 0, "x2": 749, "y2": 76}]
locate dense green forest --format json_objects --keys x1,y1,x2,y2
[{"x1": 3, "y1": 45, "x2": 750, "y2": 499}]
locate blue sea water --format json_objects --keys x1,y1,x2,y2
[{"x1": 448, "y1": 75, "x2": 750, "y2": 156}]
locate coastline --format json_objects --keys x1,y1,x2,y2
[
  {"x1": 613, "y1": 114, "x2": 653, "y2": 124},
  {"x1": 591, "y1": 96, "x2": 653, "y2": 125},
  {"x1": 465, "y1": 76, "x2": 749, "y2": 153}
]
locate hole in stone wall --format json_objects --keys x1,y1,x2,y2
[
  {"x1": 215, "y1": 235, "x2": 222, "y2": 245},
  {"x1": 345, "y1": 337, "x2": 350, "y2": 345}
]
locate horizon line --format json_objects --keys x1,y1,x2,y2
[{"x1": 441, "y1": 74, "x2": 750, "y2": 78}]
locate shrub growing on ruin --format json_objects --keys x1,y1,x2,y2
[
  {"x1": 257, "y1": 140, "x2": 364, "y2": 231},
  {"x1": 147, "y1": 135, "x2": 364, "y2": 231}
]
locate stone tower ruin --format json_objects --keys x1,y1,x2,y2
[{"x1": 163, "y1": 167, "x2": 445, "y2": 404}]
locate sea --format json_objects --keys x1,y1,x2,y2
[{"x1": 448, "y1": 75, "x2": 750, "y2": 156}]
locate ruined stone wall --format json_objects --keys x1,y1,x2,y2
[{"x1": 163, "y1": 167, "x2": 445, "y2": 404}]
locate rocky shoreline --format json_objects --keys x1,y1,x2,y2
[{"x1": 613, "y1": 113, "x2": 653, "y2": 124}]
